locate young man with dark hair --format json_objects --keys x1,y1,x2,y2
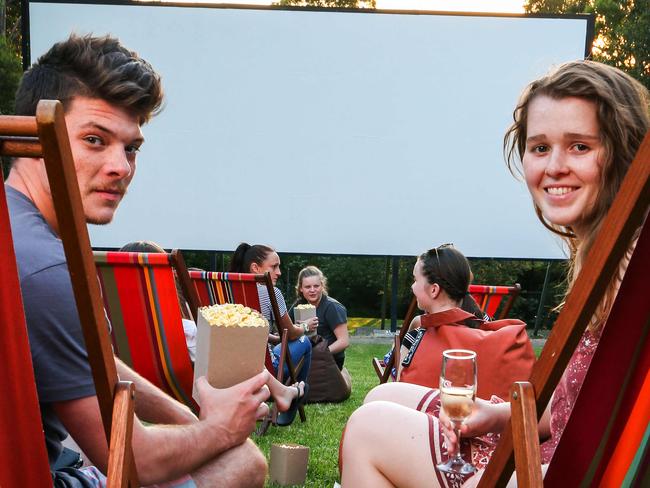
[{"x1": 6, "y1": 34, "x2": 269, "y2": 487}]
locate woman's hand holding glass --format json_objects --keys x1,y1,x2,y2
[
  {"x1": 437, "y1": 349, "x2": 477, "y2": 474},
  {"x1": 440, "y1": 398, "x2": 513, "y2": 457}
]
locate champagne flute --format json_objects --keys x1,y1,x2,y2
[{"x1": 436, "y1": 349, "x2": 477, "y2": 475}]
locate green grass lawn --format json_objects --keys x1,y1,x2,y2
[
  {"x1": 257, "y1": 343, "x2": 387, "y2": 487},
  {"x1": 256, "y1": 337, "x2": 546, "y2": 486}
]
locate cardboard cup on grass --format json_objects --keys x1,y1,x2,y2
[
  {"x1": 294, "y1": 304, "x2": 317, "y2": 338},
  {"x1": 270, "y1": 443, "x2": 309, "y2": 486},
  {"x1": 193, "y1": 304, "x2": 269, "y2": 403}
]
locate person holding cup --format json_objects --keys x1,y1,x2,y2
[
  {"x1": 338, "y1": 60, "x2": 648, "y2": 487},
  {"x1": 290, "y1": 266, "x2": 349, "y2": 370},
  {"x1": 230, "y1": 243, "x2": 312, "y2": 385}
]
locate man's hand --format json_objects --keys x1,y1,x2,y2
[{"x1": 195, "y1": 371, "x2": 271, "y2": 448}]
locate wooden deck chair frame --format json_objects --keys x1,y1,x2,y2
[
  {"x1": 478, "y1": 132, "x2": 650, "y2": 487},
  {"x1": 93, "y1": 249, "x2": 200, "y2": 413},
  {"x1": 372, "y1": 283, "x2": 521, "y2": 383},
  {"x1": 0, "y1": 101, "x2": 137, "y2": 486},
  {"x1": 189, "y1": 270, "x2": 306, "y2": 432}
]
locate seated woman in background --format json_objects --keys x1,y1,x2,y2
[
  {"x1": 382, "y1": 246, "x2": 485, "y2": 381},
  {"x1": 291, "y1": 266, "x2": 349, "y2": 370},
  {"x1": 339, "y1": 60, "x2": 649, "y2": 487},
  {"x1": 398, "y1": 245, "x2": 490, "y2": 378},
  {"x1": 230, "y1": 243, "x2": 312, "y2": 386}
]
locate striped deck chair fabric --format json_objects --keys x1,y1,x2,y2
[
  {"x1": 469, "y1": 284, "x2": 521, "y2": 320},
  {"x1": 94, "y1": 251, "x2": 197, "y2": 411},
  {"x1": 543, "y1": 218, "x2": 650, "y2": 487}
]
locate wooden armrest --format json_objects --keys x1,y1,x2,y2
[
  {"x1": 372, "y1": 357, "x2": 386, "y2": 379},
  {"x1": 511, "y1": 381, "x2": 543, "y2": 488},
  {"x1": 107, "y1": 381, "x2": 136, "y2": 488}
]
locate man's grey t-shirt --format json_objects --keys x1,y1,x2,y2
[{"x1": 6, "y1": 186, "x2": 95, "y2": 465}]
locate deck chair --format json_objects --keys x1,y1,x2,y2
[
  {"x1": 479, "y1": 131, "x2": 650, "y2": 487},
  {"x1": 94, "y1": 250, "x2": 200, "y2": 413},
  {"x1": 372, "y1": 283, "x2": 521, "y2": 383},
  {"x1": 469, "y1": 283, "x2": 521, "y2": 320},
  {"x1": 189, "y1": 270, "x2": 306, "y2": 431},
  {"x1": 0, "y1": 101, "x2": 136, "y2": 486}
]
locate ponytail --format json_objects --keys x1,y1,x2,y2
[{"x1": 229, "y1": 242, "x2": 274, "y2": 273}]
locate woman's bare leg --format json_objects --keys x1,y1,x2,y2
[
  {"x1": 341, "y1": 401, "x2": 442, "y2": 488},
  {"x1": 364, "y1": 382, "x2": 438, "y2": 410}
]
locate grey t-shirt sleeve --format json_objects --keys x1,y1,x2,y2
[
  {"x1": 21, "y1": 263, "x2": 96, "y2": 403},
  {"x1": 324, "y1": 299, "x2": 347, "y2": 333}
]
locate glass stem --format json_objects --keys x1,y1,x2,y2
[{"x1": 453, "y1": 423, "x2": 464, "y2": 463}]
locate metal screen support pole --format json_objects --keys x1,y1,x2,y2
[
  {"x1": 390, "y1": 256, "x2": 399, "y2": 332},
  {"x1": 533, "y1": 261, "x2": 552, "y2": 337},
  {"x1": 381, "y1": 256, "x2": 389, "y2": 329}
]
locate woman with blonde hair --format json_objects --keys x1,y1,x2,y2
[
  {"x1": 339, "y1": 60, "x2": 649, "y2": 487},
  {"x1": 291, "y1": 265, "x2": 349, "y2": 369}
]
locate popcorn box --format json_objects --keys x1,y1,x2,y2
[
  {"x1": 269, "y1": 443, "x2": 309, "y2": 486},
  {"x1": 193, "y1": 304, "x2": 269, "y2": 403},
  {"x1": 294, "y1": 304, "x2": 317, "y2": 338}
]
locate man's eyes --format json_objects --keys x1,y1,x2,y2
[
  {"x1": 84, "y1": 135, "x2": 103, "y2": 145},
  {"x1": 125, "y1": 145, "x2": 141, "y2": 155}
]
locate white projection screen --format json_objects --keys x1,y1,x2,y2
[{"x1": 26, "y1": 2, "x2": 593, "y2": 258}]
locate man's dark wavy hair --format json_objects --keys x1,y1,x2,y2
[{"x1": 15, "y1": 34, "x2": 163, "y2": 124}]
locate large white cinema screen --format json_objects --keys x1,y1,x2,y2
[{"x1": 27, "y1": 2, "x2": 592, "y2": 258}]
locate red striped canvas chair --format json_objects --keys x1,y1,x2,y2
[
  {"x1": 469, "y1": 284, "x2": 521, "y2": 320},
  {"x1": 189, "y1": 270, "x2": 306, "y2": 430},
  {"x1": 373, "y1": 283, "x2": 521, "y2": 383},
  {"x1": 0, "y1": 101, "x2": 136, "y2": 486},
  {"x1": 94, "y1": 250, "x2": 199, "y2": 412},
  {"x1": 480, "y1": 132, "x2": 649, "y2": 487}
]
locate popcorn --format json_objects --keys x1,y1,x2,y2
[
  {"x1": 199, "y1": 303, "x2": 268, "y2": 328},
  {"x1": 193, "y1": 302, "x2": 270, "y2": 397},
  {"x1": 295, "y1": 304, "x2": 316, "y2": 311}
]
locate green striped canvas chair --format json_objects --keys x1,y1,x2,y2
[
  {"x1": 94, "y1": 251, "x2": 198, "y2": 412},
  {"x1": 1, "y1": 102, "x2": 135, "y2": 486},
  {"x1": 480, "y1": 132, "x2": 649, "y2": 487},
  {"x1": 189, "y1": 270, "x2": 306, "y2": 431}
]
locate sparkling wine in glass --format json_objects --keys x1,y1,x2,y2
[{"x1": 436, "y1": 349, "x2": 477, "y2": 475}]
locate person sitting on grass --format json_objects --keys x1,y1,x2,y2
[
  {"x1": 290, "y1": 266, "x2": 350, "y2": 370},
  {"x1": 338, "y1": 59, "x2": 648, "y2": 488},
  {"x1": 381, "y1": 247, "x2": 485, "y2": 380},
  {"x1": 230, "y1": 243, "x2": 312, "y2": 425}
]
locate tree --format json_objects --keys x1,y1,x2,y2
[
  {"x1": 1, "y1": 0, "x2": 21, "y2": 56},
  {"x1": 525, "y1": 0, "x2": 649, "y2": 89},
  {"x1": 0, "y1": 36, "x2": 20, "y2": 115},
  {"x1": 276, "y1": 0, "x2": 376, "y2": 8}
]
